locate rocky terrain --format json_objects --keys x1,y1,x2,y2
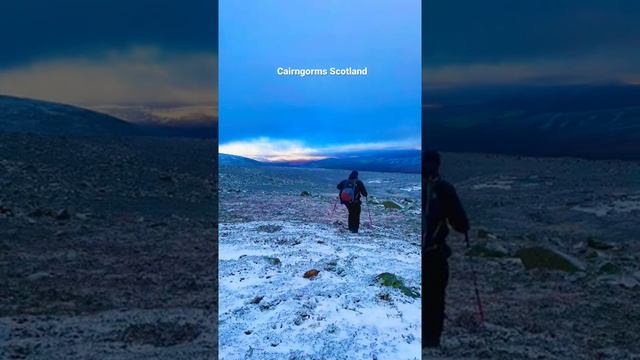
[
  {"x1": 425, "y1": 152, "x2": 640, "y2": 359},
  {"x1": 0, "y1": 132, "x2": 217, "y2": 359},
  {"x1": 2, "y1": 129, "x2": 639, "y2": 359},
  {"x1": 219, "y1": 166, "x2": 422, "y2": 359}
]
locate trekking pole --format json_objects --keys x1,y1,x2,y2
[
  {"x1": 465, "y1": 232, "x2": 485, "y2": 325},
  {"x1": 366, "y1": 197, "x2": 373, "y2": 227},
  {"x1": 329, "y1": 197, "x2": 339, "y2": 217}
]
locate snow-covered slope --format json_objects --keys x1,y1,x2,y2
[{"x1": 219, "y1": 166, "x2": 422, "y2": 359}]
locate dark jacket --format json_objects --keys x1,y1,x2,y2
[
  {"x1": 337, "y1": 179, "x2": 368, "y2": 204},
  {"x1": 423, "y1": 178, "x2": 469, "y2": 251}
]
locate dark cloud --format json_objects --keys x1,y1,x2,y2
[
  {"x1": 424, "y1": 0, "x2": 640, "y2": 65},
  {"x1": 0, "y1": 0, "x2": 217, "y2": 68}
]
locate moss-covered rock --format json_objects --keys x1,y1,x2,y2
[
  {"x1": 382, "y1": 200, "x2": 403, "y2": 210},
  {"x1": 516, "y1": 246, "x2": 583, "y2": 273},
  {"x1": 375, "y1": 272, "x2": 419, "y2": 298}
]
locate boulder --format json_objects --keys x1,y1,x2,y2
[{"x1": 516, "y1": 246, "x2": 584, "y2": 273}]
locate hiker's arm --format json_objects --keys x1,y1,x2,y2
[
  {"x1": 337, "y1": 181, "x2": 344, "y2": 190},
  {"x1": 359, "y1": 181, "x2": 368, "y2": 197},
  {"x1": 444, "y1": 184, "x2": 469, "y2": 233}
]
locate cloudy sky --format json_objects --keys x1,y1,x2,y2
[
  {"x1": 219, "y1": 0, "x2": 421, "y2": 162},
  {"x1": 0, "y1": 0, "x2": 217, "y2": 107},
  {"x1": 423, "y1": 0, "x2": 640, "y2": 89},
  {"x1": 2, "y1": 1, "x2": 639, "y2": 155}
]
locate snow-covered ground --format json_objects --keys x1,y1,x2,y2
[{"x1": 219, "y1": 166, "x2": 422, "y2": 359}]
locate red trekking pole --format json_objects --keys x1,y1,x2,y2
[
  {"x1": 329, "y1": 197, "x2": 339, "y2": 217},
  {"x1": 465, "y1": 232, "x2": 485, "y2": 325}
]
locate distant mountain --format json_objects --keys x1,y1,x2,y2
[
  {"x1": 218, "y1": 150, "x2": 420, "y2": 173},
  {"x1": 0, "y1": 95, "x2": 139, "y2": 136},
  {"x1": 424, "y1": 85, "x2": 640, "y2": 160},
  {"x1": 93, "y1": 104, "x2": 217, "y2": 139},
  {"x1": 219, "y1": 153, "x2": 263, "y2": 167},
  {"x1": 304, "y1": 150, "x2": 420, "y2": 173}
]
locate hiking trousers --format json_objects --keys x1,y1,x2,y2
[
  {"x1": 423, "y1": 248, "x2": 449, "y2": 348},
  {"x1": 346, "y1": 202, "x2": 361, "y2": 233}
]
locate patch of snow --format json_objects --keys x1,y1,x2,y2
[
  {"x1": 572, "y1": 196, "x2": 640, "y2": 217},
  {"x1": 472, "y1": 180, "x2": 513, "y2": 191},
  {"x1": 399, "y1": 185, "x2": 421, "y2": 192}
]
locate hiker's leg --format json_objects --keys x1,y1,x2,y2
[
  {"x1": 353, "y1": 203, "x2": 361, "y2": 232},
  {"x1": 347, "y1": 204, "x2": 356, "y2": 231},
  {"x1": 423, "y1": 253, "x2": 449, "y2": 347}
]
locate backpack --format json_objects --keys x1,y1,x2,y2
[{"x1": 340, "y1": 179, "x2": 357, "y2": 204}]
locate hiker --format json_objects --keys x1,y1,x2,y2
[
  {"x1": 337, "y1": 170, "x2": 368, "y2": 233},
  {"x1": 422, "y1": 150, "x2": 469, "y2": 348}
]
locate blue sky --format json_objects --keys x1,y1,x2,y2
[{"x1": 219, "y1": 0, "x2": 421, "y2": 161}]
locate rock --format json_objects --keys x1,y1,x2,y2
[
  {"x1": 516, "y1": 246, "x2": 584, "y2": 273},
  {"x1": 587, "y1": 237, "x2": 614, "y2": 250},
  {"x1": 586, "y1": 250, "x2": 599, "y2": 259},
  {"x1": 0, "y1": 206, "x2": 13, "y2": 217},
  {"x1": 158, "y1": 174, "x2": 174, "y2": 183},
  {"x1": 300, "y1": 191, "x2": 311, "y2": 197},
  {"x1": 54, "y1": 209, "x2": 70, "y2": 220},
  {"x1": 324, "y1": 259, "x2": 338, "y2": 272},
  {"x1": 303, "y1": 269, "x2": 320, "y2": 279},
  {"x1": 375, "y1": 272, "x2": 419, "y2": 298},
  {"x1": 75, "y1": 212, "x2": 90, "y2": 220},
  {"x1": 118, "y1": 322, "x2": 200, "y2": 347},
  {"x1": 249, "y1": 296, "x2": 264, "y2": 304},
  {"x1": 257, "y1": 224, "x2": 283, "y2": 233},
  {"x1": 611, "y1": 275, "x2": 640, "y2": 289},
  {"x1": 265, "y1": 257, "x2": 281, "y2": 266},
  {"x1": 382, "y1": 200, "x2": 403, "y2": 210},
  {"x1": 466, "y1": 241, "x2": 508, "y2": 258},
  {"x1": 599, "y1": 262, "x2": 620, "y2": 274},
  {"x1": 0, "y1": 241, "x2": 9, "y2": 254},
  {"x1": 27, "y1": 271, "x2": 52, "y2": 281},
  {"x1": 29, "y1": 208, "x2": 50, "y2": 218}
]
